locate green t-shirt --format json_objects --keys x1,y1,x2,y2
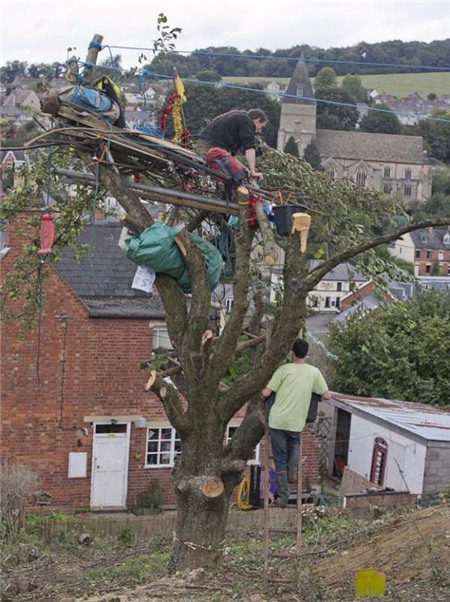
[{"x1": 266, "y1": 363, "x2": 328, "y2": 431}]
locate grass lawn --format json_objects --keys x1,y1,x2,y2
[{"x1": 223, "y1": 71, "x2": 450, "y2": 97}]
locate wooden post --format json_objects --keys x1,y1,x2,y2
[
  {"x1": 67, "y1": 55, "x2": 80, "y2": 84},
  {"x1": 82, "y1": 34, "x2": 104, "y2": 83},
  {"x1": 263, "y1": 411, "x2": 270, "y2": 589},
  {"x1": 296, "y1": 437, "x2": 303, "y2": 552}
]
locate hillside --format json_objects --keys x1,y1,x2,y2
[{"x1": 223, "y1": 71, "x2": 450, "y2": 98}]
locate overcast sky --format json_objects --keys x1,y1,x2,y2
[{"x1": 1, "y1": 1, "x2": 449, "y2": 69}]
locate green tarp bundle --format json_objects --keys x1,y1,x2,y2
[{"x1": 126, "y1": 223, "x2": 223, "y2": 293}]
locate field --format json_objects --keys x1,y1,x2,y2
[
  {"x1": 2, "y1": 502, "x2": 450, "y2": 601},
  {"x1": 223, "y1": 71, "x2": 450, "y2": 97}
]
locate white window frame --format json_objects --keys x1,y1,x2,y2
[
  {"x1": 226, "y1": 425, "x2": 260, "y2": 464},
  {"x1": 225, "y1": 297, "x2": 234, "y2": 313},
  {"x1": 145, "y1": 426, "x2": 180, "y2": 468},
  {"x1": 152, "y1": 325, "x2": 173, "y2": 350}
]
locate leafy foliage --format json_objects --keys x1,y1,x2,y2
[
  {"x1": 328, "y1": 291, "x2": 450, "y2": 405},
  {"x1": 360, "y1": 103, "x2": 402, "y2": 134}
]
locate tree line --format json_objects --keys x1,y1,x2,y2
[{"x1": 2, "y1": 39, "x2": 449, "y2": 85}]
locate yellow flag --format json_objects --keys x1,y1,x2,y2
[{"x1": 174, "y1": 74, "x2": 186, "y2": 103}]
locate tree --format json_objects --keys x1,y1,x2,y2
[
  {"x1": 328, "y1": 291, "x2": 450, "y2": 406},
  {"x1": 302, "y1": 141, "x2": 323, "y2": 170},
  {"x1": 316, "y1": 87, "x2": 359, "y2": 131},
  {"x1": 341, "y1": 74, "x2": 368, "y2": 103},
  {"x1": 313, "y1": 67, "x2": 337, "y2": 91},
  {"x1": 359, "y1": 104, "x2": 402, "y2": 134},
  {"x1": 283, "y1": 135, "x2": 299, "y2": 157},
  {"x1": 3, "y1": 31, "x2": 450, "y2": 575}
]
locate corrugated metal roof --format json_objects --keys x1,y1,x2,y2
[{"x1": 332, "y1": 393, "x2": 450, "y2": 442}]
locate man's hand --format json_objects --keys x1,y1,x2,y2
[{"x1": 248, "y1": 170, "x2": 264, "y2": 181}]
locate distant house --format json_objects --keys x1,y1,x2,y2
[
  {"x1": 322, "y1": 394, "x2": 450, "y2": 495},
  {"x1": 306, "y1": 261, "x2": 369, "y2": 312},
  {"x1": 2, "y1": 89, "x2": 40, "y2": 112},
  {"x1": 0, "y1": 149, "x2": 27, "y2": 181},
  {"x1": 278, "y1": 57, "x2": 432, "y2": 201},
  {"x1": 389, "y1": 227, "x2": 450, "y2": 276}
]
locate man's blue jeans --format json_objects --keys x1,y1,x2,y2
[{"x1": 269, "y1": 428, "x2": 300, "y2": 474}]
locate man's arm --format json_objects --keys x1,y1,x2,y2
[{"x1": 245, "y1": 148, "x2": 263, "y2": 180}]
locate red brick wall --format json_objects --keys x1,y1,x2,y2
[
  {"x1": 414, "y1": 248, "x2": 450, "y2": 276},
  {"x1": 1, "y1": 219, "x2": 321, "y2": 512}
]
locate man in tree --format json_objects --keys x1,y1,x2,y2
[
  {"x1": 194, "y1": 108, "x2": 268, "y2": 180},
  {"x1": 261, "y1": 338, "x2": 331, "y2": 507}
]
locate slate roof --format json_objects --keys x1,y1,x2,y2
[
  {"x1": 316, "y1": 129, "x2": 424, "y2": 164},
  {"x1": 307, "y1": 260, "x2": 367, "y2": 282},
  {"x1": 54, "y1": 222, "x2": 165, "y2": 319},
  {"x1": 409, "y1": 228, "x2": 450, "y2": 249},
  {"x1": 282, "y1": 57, "x2": 315, "y2": 106}
]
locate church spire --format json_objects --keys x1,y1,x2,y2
[{"x1": 283, "y1": 54, "x2": 315, "y2": 105}]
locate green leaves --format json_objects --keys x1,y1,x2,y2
[{"x1": 329, "y1": 290, "x2": 450, "y2": 405}]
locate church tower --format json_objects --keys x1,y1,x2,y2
[{"x1": 277, "y1": 56, "x2": 317, "y2": 156}]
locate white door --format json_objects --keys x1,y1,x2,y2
[{"x1": 90, "y1": 422, "x2": 130, "y2": 509}]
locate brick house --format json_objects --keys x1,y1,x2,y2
[
  {"x1": 1, "y1": 219, "x2": 321, "y2": 512},
  {"x1": 389, "y1": 227, "x2": 450, "y2": 276}
]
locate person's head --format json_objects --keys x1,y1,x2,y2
[
  {"x1": 248, "y1": 108, "x2": 268, "y2": 133},
  {"x1": 292, "y1": 338, "x2": 309, "y2": 360}
]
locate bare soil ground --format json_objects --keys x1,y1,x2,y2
[{"x1": 2, "y1": 503, "x2": 449, "y2": 602}]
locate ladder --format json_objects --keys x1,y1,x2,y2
[{"x1": 262, "y1": 417, "x2": 304, "y2": 589}]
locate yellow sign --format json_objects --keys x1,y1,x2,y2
[{"x1": 354, "y1": 568, "x2": 386, "y2": 597}]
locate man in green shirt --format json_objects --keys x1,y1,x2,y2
[{"x1": 262, "y1": 338, "x2": 331, "y2": 507}]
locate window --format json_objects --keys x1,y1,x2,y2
[
  {"x1": 325, "y1": 166, "x2": 336, "y2": 179},
  {"x1": 152, "y1": 326, "x2": 172, "y2": 350},
  {"x1": 356, "y1": 170, "x2": 367, "y2": 188},
  {"x1": 383, "y1": 167, "x2": 391, "y2": 178},
  {"x1": 426, "y1": 250, "x2": 432, "y2": 260},
  {"x1": 405, "y1": 169, "x2": 412, "y2": 180},
  {"x1": 225, "y1": 297, "x2": 234, "y2": 313},
  {"x1": 404, "y1": 186, "x2": 412, "y2": 197},
  {"x1": 226, "y1": 426, "x2": 260, "y2": 463},
  {"x1": 383, "y1": 185, "x2": 392, "y2": 194},
  {"x1": 415, "y1": 250, "x2": 420, "y2": 259},
  {"x1": 370, "y1": 437, "x2": 388, "y2": 486},
  {"x1": 325, "y1": 297, "x2": 331, "y2": 308},
  {"x1": 438, "y1": 251, "x2": 444, "y2": 261},
  {"x1": 337, "y1": 282, "x2": 342, "y2": 292},
  {"x1": 146, "y1": 427, "x2": 180, "y2": 467},
  {"x1": 425, "y1": 264, "x2": 431, "y2": 274}
]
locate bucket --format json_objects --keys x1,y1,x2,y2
[{"x1": 272, "y1": 204, "x2": 308, "y2": 236}]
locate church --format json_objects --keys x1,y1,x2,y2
[{"x1": 277, "y1": 58, "x2": 432, "y2": 201}]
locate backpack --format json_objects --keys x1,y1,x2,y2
[{"x1": 205, "y1": 147, "x2": 247, "y2": 184}]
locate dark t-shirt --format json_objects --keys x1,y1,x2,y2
[{"x1": 198, "y1": 110, "x2": 256, "y2": 154}]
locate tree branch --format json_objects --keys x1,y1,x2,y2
[
  {"x1": 147, "y1": 371, "x2": 190, "y2": 436},
  {"x1": 306, "y1": 217, "x2": 450, "y2": 288}
]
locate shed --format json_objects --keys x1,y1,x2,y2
[{"x1": 321, "y1": 394, "x2": 450, "y2": 496}]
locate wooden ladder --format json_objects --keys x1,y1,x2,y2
[{"x1": 262, "y1": 418, "x2": 304, "y2": 589}]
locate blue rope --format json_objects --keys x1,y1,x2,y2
[
  {"x1": 106, "y1": 45, "x2": 450, "y2": 72},
  {"x1": 87, "y1": 62, "x2": 450, "y2": 124}
]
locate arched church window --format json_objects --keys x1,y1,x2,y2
[
  {"x1": 325, "y1": 165, "x2": 336, "y2": 179},
  {"x1": 356, "y1": 170, "x2": 367, "y2": 188}
]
